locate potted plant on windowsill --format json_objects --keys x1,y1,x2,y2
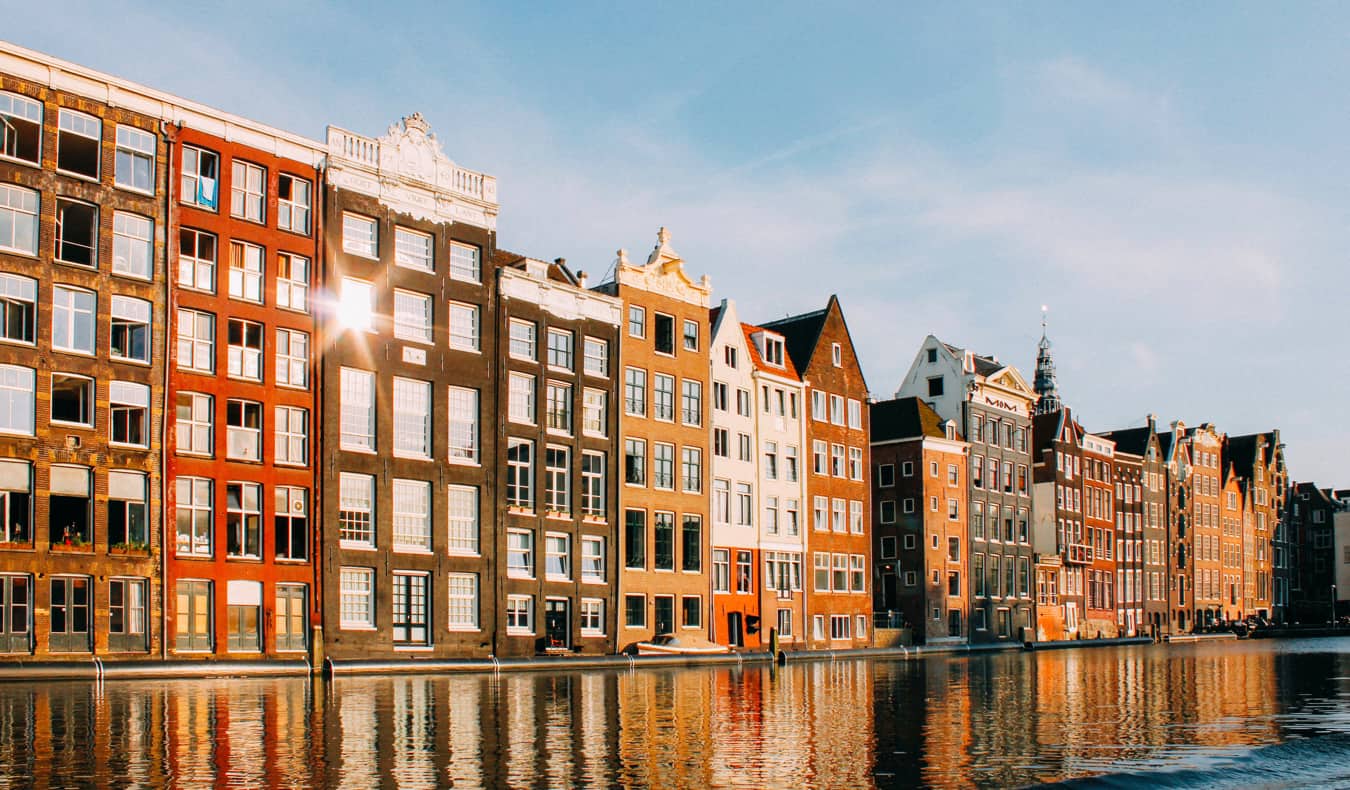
[
  {"x1": 109, "y1": 540, "x2": 149, "y2": 556},
  {"x1": 51, "y1": 527, "x2": 91, "y2": 552}
]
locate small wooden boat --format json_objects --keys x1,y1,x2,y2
[{"x1": 632, "y1": 634, "x2": 730, "y2": 656}]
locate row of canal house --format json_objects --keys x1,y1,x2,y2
[
  {"x1": 872, "y1": 319, "x2": 1291, "y2": 645},
  {"x1": 0, "y1": 41, "x2": 876, "y2": 663}
]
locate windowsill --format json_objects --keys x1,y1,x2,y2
[
  {"x1": 275, "y1": 461, "x2": 309, "y2": 469},
  {"x1": 274, "y1": 305, "x2": 310, "y2": 317},
  {"x1": 341, "y1": 446, "x2": 378, "y2": 455},
  {"x1": 110, "y1": 357, "x2": 152, "y2": 367},
  {"x1": 50, "y1": 420, "x2": 94, "y2": 431},
  {"x1": 506, "y1": 630, "x2": 534, "y2": 637},
  {"x1": 229, "y1": 214, "x2": 267, "y2": 226},
  {"x1": 0, "y1": 338, "x2": 35, "y2": 348},
  {"x1": 447, "y1": 625, "x2": 482, "y2": 633},
  {"x1": 393, "y1": 336, "x2": 433, "y2": 347},
  {"x1": 223, "y1": 456, "x2": 261, "y2": 464},
  {"x1": 225, "y1": 375, "x2": 264, "y2": 385},
  {"x1": 177, "y1": 367, "x2": 217, "y2": 376},
  {"x1": 111, "y1": 270, "x2": 153, "y2": 283},
  {"x1": 393, "y1": 546, "x2": 433, "y2": 555},
  {"x1": 393, "y1": 645, "x2": 433, "y2": 652},
  {"x1": 0, "y1": 543, "x2": 33, "y2": 551},
  {"x1": 52, "y1": 347, "x2": 95, "y2": 358},
  {"x1": 340, "y1": 624, "x2": 377, "y2": 631},
  {"x1": 275, "y1": 557, "x2": 309, "y2": 564},
  {"x1": 277, "y1": 226, "x2": 312, "y2": 239},
  {"x1": 56, "y1": 167, "x2": 100, "y2": 183},
  {"x1": 447, "y1": 457, "x2": 482, "y2": 467},
  {"x1": 545, "y1": 575, "x2": 571, "y2": 583},
  {"x1": 392, "y1": 452, "x2": 433, "y2": 462},
  {"x1": 448, "y1": 346, "x2": 482, "y2": 355},
  {"x1": 339, "y1": 543, "x2": 378, "y2": 552},
  {"x1": 507, "y1": 573, "x2": 535, "y2": 581},
  {"x1": 581, "y1": 577, "x2": 606, "y2": 585},
  {"x1": 226, "y1": 556, "x2": 263, "y2": 562}
]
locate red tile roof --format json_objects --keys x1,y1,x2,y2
[{"x1": 740, "y1": 322, "x2": 801, "y2": 381}]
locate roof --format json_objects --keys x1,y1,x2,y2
[
  {"x1": 1032, "y1": 409, "x2": 1069, "y2": 452},
  {"x1": 741, "y1": 323, "x2": 801, "y2": 380},
  {"x1": 870, "y1": 396, "x2": 956, "y2": 443},
  {"x1": 939, "y1": 341, "x2": 1003, "y2": 377},
  {"x1": 1157, "y1": 431, "x2": 1175, "y2": 459},
  {"x1": 759, "y1": 306, "x2": 828, "y2": 374},
  {"x1": 1099, "y1": 426, "x2": 1154, "y2": 456},
  {"x1": 493, "y1": 249, "x2": 579, "y2": 286}
]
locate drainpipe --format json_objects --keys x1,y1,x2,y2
[
  {"x1": 158, "y1": 120, "x2": 176, "y2": 660},
  {"x1": 310, "y1": 158, "x2": 326, "y2": 673}
]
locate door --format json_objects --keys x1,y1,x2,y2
[
  {"x1": 275, "y1": 585, "x2": 307, "y2": 652},
  {"x1": 49, "y1": 576, "x2": 90, "y2": 652},
  {"x1": 545, "y1": 599, "x2": 570, "y2": 648},
  {"x1": 882, "y1": 573, "x2": 898, "y2": 611},
  {"x1": 727, "y1": 611, "x2": 744, "y2": 647},
  {"x1": 0, "y1": 575, "x2": 28, "y2": 653},
  {"x1": 654, "y1": 596, "x2": 675, "y2": 636}
]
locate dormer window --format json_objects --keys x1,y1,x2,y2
[{"x1": 764, "y1": 336, "x2": 784, "y2": 367}]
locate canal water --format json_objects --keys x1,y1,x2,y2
[{"x1": 0, "y1": 639, "x2": 1348, "y2": 788}]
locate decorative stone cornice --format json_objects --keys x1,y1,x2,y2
[
  {"x1": 500, "y1": 264, "x2": 622, "y2": 325},
  {"x1": 614, "y1": 227, "x2": 713, "y2": 307},
  {"x1": 327, "y1": 114, "x2": 499, "y2": 230}
]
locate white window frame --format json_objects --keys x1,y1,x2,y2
[
  {"x1": 339, "y1": 567, "x2": 375, "y2": 630},
  {"x1": 392, "y1": 478, "x2": 433, "y2": 553},
  {"x1": 112, "y1": 212, "x2": 153, "y2": 279},
  {"x1": 446, "y1": 485, "x2": 480, "y2": 555}
]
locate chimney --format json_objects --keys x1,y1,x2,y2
[{"x1": 577, "y1": 270, "x2": 588, "y2": 288}]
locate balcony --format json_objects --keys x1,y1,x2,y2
[{"x1": 1064, "y1": 543, "x2": 1092, "y2": 565}]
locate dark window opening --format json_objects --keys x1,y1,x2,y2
[
  {"x1": 50, "y1": 374, "x2": 93, "y2": 425},
  {"x1": 55, "y1": 199, "x2": 97, "y2": 266},
  {"x1": 654, "y1": 514, "x2": 674, "y2": 570},
  {"x1": 50, "y1": 494, "x2": 91, "y2": 547},
  {"x1": 624, "y1": 510, "x2": 646, "y2": 568},
  {"x1": 57, "y1": 113, "x2": 100, "y2": 179},
  {"x1": 654, "y1": 596, "x2": 674, "y2": 636},
  {"x1": 928, "y1": 376, "x2": 944, "y2": 397},
  {"x1": 0, "y1": 93, "x2": 42, "y2": 164},
  {"x1": 927, "y1": 348, "x2": 938, "y2": 363},
  {"x1": 681, "y1": 516, "x2": 702, "y2": 572},
  {"x1": 654, "y1": 314, "x2": 674, "y2": 355},
  {"x1": 108, "y1": 498, "x2": 147, "y2": 549}
]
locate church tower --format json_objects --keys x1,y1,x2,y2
[{"x1": 1034, "y1": 307, "x2": 1063, "y2": 416}]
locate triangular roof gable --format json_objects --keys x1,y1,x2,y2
[
  {"x1": 796, "y1": 295, "x2": 871, "y2": 391},
  {"x1": 987, "y1": 365, "x2": 1033, "y2": 396},
  {"x1": 759, "y1": 307, "x2": 828, "y2": 377}
]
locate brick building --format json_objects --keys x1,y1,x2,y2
[
  {"x1": 1110, "y1": 445, "x2": 1146, "y2": 637},
  {"x1": 0, "y1": 46, "x2": 169, "y2": 659},
  {"x1": 494, "y1": 253, "x2": 622, "y2": 654},
  {"x1": 1080, "y1": 432, "x2": 1118, "y2": 639},
  {"x1": 320, "y1": 114, "x2": 501, "y2": 660},
  {"x1": 1031, "y1": 408, "x2": 1085, "y2": 639},
  {"x1": 869, "y1": 396, "x2": 968, "y2": 644},
  {"x1": 1225, "y1": 431, "x2": 1283, "y2": 620},
  {"x1": 596, "y1": 231, "x2": 712, "y2": 647},
  {"x1": 761, "y1": 296, "x2": 872, "y2": 648},
  {"x1": 1101, "y1": 419, "x2": 1168, "y2": 638},
  {"x1": 165, "y1": 123, "x2": 324, "y2": 659}
]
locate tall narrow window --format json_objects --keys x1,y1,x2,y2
[
  {"x1": 277, "y1": 174, "x2": 311, "y2": 233},
  {"x1": 681, "y1": 380, "x2": 702, "y2": 426},
  {"x1": 0, "y1": 274, "x2": 35, "y2": 344},
  {"x1": 545, "y1": 447, "x2": 570, "y2": 514},
  {"x1": 339, "y1": 568, "x2": 374, "y2": 629},
  {"x1": 106, "y1": 471, "x2": 147, "y2": 549},
  {"x1": 583, "y1": 337, "x2": 608, "y2": 377},
  {"x1": 582, "y1": 389, "x2": 607, "y2": 436},
  {"x1": 654, "y1": 512, "x2": 675, "y2": 570},
  {"x1": 229, "y1": 241, "x2": 264, "y2": 303},
  {"x1": 392, "y1": 479, "x2": 432, "y2": 552},
  {"x1": 681, "y1": 447, "x2": 702, "y2": 494},
  {"x1": 340, "y1": 368, "x2": 375, "y2": 451},
  {"x1": 225, "y1": 399, "x2": 262, "y2": 461},
  {"x1": 274, "y1": 487, "x2": 308, "y2": 561},
  {"x1": 110, "y1": 296, "x2": 151, "y2": 363},
  {"x1": 682, "y1": 516, "x2": 702, "y2": 572},
  {"x1": 546, "y1": 381, "x2": 572, "y2": 433},
  {"x1": 109, "y1": 382, "x2": 149, "y2": 447},
  {"x1": 275, "y1": 329, "x2": 308, "y2": 389},
  {"x1": 547, "y1": 329, "x2": 574, "y2": 370},
  {"x1": 226, "y1": 482, "x2": 262, "y2": 558},
  {"x1": 230, "y1": 160, "x2": 266, "y2": 223},
  {"x1": 509, "y1": 319, "x2": 536, "y2": 360},
  {"x1": 0, "y1": 460, "x2": 32, "y2": 544},
  {"x1": 276, "y1": 253, "x2": 309, "y2": 312},
  {"x1": 625, "y1": 439, "x2": 646, "y2": 486},
  {"x1": 447, "y1": 386, "x2": 479, "y2": 464},
  {"x1": 446, "y1": 485, "x2": 479, "y2": 555},
  {"x1": 392, "y1": 377, "x2": 432, "y2": 459},
  {"x1": 391, "y1": 572, "x2": 429, "y2": 645},
  {"x1": 114, "y1": 126, "x2": 155, "y2": 193},
  {"x1": 180, "y1": 145, "x2": 219, "y2": 210},
  {"x1": 448, "y1": 302, "x2": 479, "y2": 351},
  {"x1": 582, "y1": 453, "x2": 605, "y2": 518},
  {"x1": 274, "y1": 406, "x2": 308, "y2": 466},
  {"x1": 227, "y1": 319, "x2": 263, "y2": 381},
  {"x1": 624, "y1": 368, "x2": 647, "y2": 416},
  {"x1": 449, "y1": 241, "x2": 480, "y2": 283},
  {"x1": 394, "y1": 290, "x2": 433, "y2": 344},
  {"x1": 338, "y1": 473, "x2": 374, "y2": 547},
  {"x1": 54, "y1": 198, "x2": 97, "y2": 266},
  {"x1": 53, "y1": 285, "x2": 96, "y2": 353},
  {"x1": 179, "y1": 229, "x2": 217, "y2": 292},
  {"x1": 175, "y1": 580, "x2": 212, "y2": 651},
  {"x1": 107, "y1": 577, "x2": 147, "y2": 652},
  {"x1": 506, "y1": 439, "x2": 534, "y2": 510},
  {"x1": 446, "y1": 574, "x2": 479, "y2": 631},
  {"x1": 175, "y1": 477, "x2": 212, "y2": 557},
  {"x1": 112, "y1": 212, "x2": 153, "y2": 279}
]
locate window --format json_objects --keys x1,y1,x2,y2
[
  {"x1": 851, "y1": 555, "x2": 866, "y2": 592},
  {"x1": 580, "y1": 599, "x2": 605, "y2": 636},
  {"x1": 545, "y1": 447, "x2": 570, "y2": 514},
  {"x1": 175, "y1": 477, "x2": 212, "y2": 557},
  {"x1": 736, "y1": 389, "x2": 751, "y2": 417},
  {"x1": 814, "y1": 552, "x2": 831, "y2": 591},
  {"x1": 813, "y1": 440, "x2": 828, "y2": 475},
  {"x1": 627, "y1": 305, "x2": 647, "y2": 338},
  {"x1": 0, "y1": 186, "x2": 38, "y2": 257},
  {"x1": 275, "y1": 584, "x2": 307, "y2": 652},
  {"x1": 112, "y1": 212, "x2": 153, "y2": 279},
  {"x1": 786, "y1": 500, "x2": 800, "y2": 535},
  {"x1": 446, "y1": 485, "x2": 479, "y2": 555},
  {"x1": 223, "y1": 399, "x2": 262, "y2": 461},
  {"x1": 175, "y1": 580, "x2": 212, "y2": 651},
  {"x1": 231, "y1": 160, "x2": 266, "y2": 222},
  {"x1": 546, "y1": 328, "x2": 574, "y2": 370},
  {"x1": 276, "y1": 253, "x2": 309, "y2": 312},
  {"x1": 340, "y1": 368, "x2": 375, "y2": 451},
  {"x1": 832, "y1": 342, "x2": 843, "y2": 367},
  {"x1": 338, "y1": 473, "x2": 374, "y2": 548},
  {"x1": 506, "y1": 439, "x2": 534, "y2": 509},
  {"x1": 108, "y1": 577, "x2": 147, "y2": 652},
  {"x1": 507, "y1": 529, "x2": 535, "y2": 578},
  {"x1": 0, "y1": 92, "x2": 42, "y2": 165},
  {"x1": 762, "y1": 336, "x2": 784, "y2": 366},
  {"x1": 343, "y1": 213, "x2": 378, "y2": 258},
  {"x1": 625, "y1": 510, "x2": 646, "y2": 569},
  {"x1": 830, "y1": 395, "x2": 845, "y2": 426},
  {"x1": 582, "y1": 535, "x2": 606, "y2": 583},
  {"x1": 765, "y1": 496, "x2": 779, "y2": 534},
  {"x1": 506, "y1": 595, "x2": 534, "y2": 635},
  {"x1": 625, "y1": 438, "x2": 646, "y2": 486},
  {"x1": 272, "y1": 406, "x2": 307, "y2": 466},
  {"x1": 277, "y1": 174, "x2": 311, "y2": 233},
  {"x1": 449, "y1": 241, "x2": 480, "y2": 283},
  {"x1": 392, "y1": 378, "x2": 432, "y2": 459},
  {"x1": 624, "y1": 368, "x2": 647, "y2": 416},
  {"x1": 393, "y1": 479, "x2": 432, "y2": 552},
  {"x1": 736, "y1": 483, "x2": 755, "y2": 527},
  {"x1": 180, "y1": 145, "x2": 219, "y2": 209},
  {"x1": 849, "y1": 447, "x2": 863, "y2": 480},
  {"x1": 584, "y1": 337, "x2": 608, "y2": 376},
  {"x1": 682, "y1": 319, "x2": 699, "y2": 351},
  {"x1": 681, "y1": 380, "x2": 702, "y2": 426},
  {"x1": 546, "y1": 533, "x2": 571, "y2": 580},
  {"x1": 509, "y1": 319, "x2": 537, "y2": 361},
  {"x1": 274, "y1": 487, "x2": 308, "y2": 561},
  {"x1": 833, "y1": 499, "x2": 847, "y2": 533},
  {"x1": 110, "y1": 296, "x2": 151, "y2": 363},
  {"x1": 682, "y1": 596, "x2": 702, "y2": 629},
  {"x1": 0, "y1": 274, "x2": 35, "y2": 344},
  {"x1": 109, "y1": 382, "x2": 149, "y2": 446},
  {"x1": 226, "y1": 242, "x2": 265, "y2": 303},
  {"x1": 227, "y1": 319, "x2": 263, "y2": 381},
  {"x1": 654, "y1": 313, "x2": 675, "y2": 355},
  {"x1": 225, "y1": 482, "x2": 262, "y2": 558},
  {"x1": 713, "y1": 479, "x2": 731, "y2": 524},
  {"x1": 178, "y1": 229, "x2": 217, "y2": 292},
  {"x1": 653, "y1": 443, "x2": 674, "y2": 490},
  {"x1": 340, "y1": 568, "x2": 375, "y2": 629},
  {"x1": 653, "y1": 374, "x2": 675, "y2": 421},
  {"x1": 582, "y1": 388, "x2": 607, "y2": 436},
  {"x1": 50, "y1": 373, "x2": 93, "y2": 426},
  {"x1": 682, "y1": 516, "x2": 702, "y2": 572},
  {"x1": 546, "y1": 381, "x2": 572, "y2": 434},
  {"x1": 848, "y1": 399, "x2": 862, "y2": 430},
  {"x1": 713, "y1": 382, "x2": 728, "y2": 412},
  {"x1": 831, "y1": 444, "x2": 846, "y2": 477},
  {"x1": 447, "y1": 573, "x2": 479, "y2": 631},
  {"x1": 107, "y1": 471, "x2": 147, "y2": 550},
  {"x1": 850, "y1": 500, "x2": 864, "y2": 534},
  {"x1": 394, "y1": 290, "x2": 433, "y2": 344},
  {"x1": 582, "y1": 452, "x2": 606, "y2": 518},
  {"x1": 682, "y1": 447, "x2": 702, "y2": 494},
  {"x1": 448, "y1": 302, "x2": 479, "y2": 351},
  {"x1": 275, "y1": 329, "x2": 308, "y2": 389},
  {"x1": 53, "y1": 286, "x2": 96, "y2": 354},
  {"x1": 55, "y1": 198, "x2": 97, "y2": 266},
  {"x1": 57, "y1": 109, "x2": 100, "y2": 179},
  {"x1": 813, "y1": 496, "x2": 829, "y2": 532},
  {"x1": 654, "y1": 512, "x2": 675, "y2": 570},
  {"x1": 786, "y1": 446, "x2": 800, "y2": 482}
]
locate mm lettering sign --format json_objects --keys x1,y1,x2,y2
[{"x1": 981, "y1": 393, "x2": 1025, "y2": 416}]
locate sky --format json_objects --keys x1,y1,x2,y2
[{"x1": 7, "y1": 2, "x2": 1346, "y2": 483}]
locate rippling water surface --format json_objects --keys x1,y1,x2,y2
[{"x1": 1, "y1": 639, "x2": 1349, "y2": 788}]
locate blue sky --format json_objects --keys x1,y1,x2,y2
[{"x1": 9, "y1": 2, "x2": 1346, "y2": 482}]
